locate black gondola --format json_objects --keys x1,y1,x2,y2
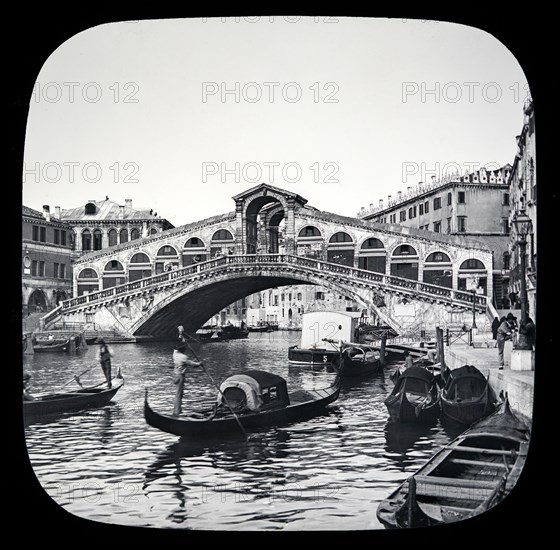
[
  {"x1": 384, "y1": 366, "x2": 440, "y2": 423},
  {"x1": 144, "y1": 369, "x2": 342, "y2": 438},
  {"x1": 32, "y1": 338, "x2": 71, "y2": 352},
  {"x1": 288, "y1": 345, "x2": 341, "y2": 366},
  {"x1": 341, "y1": 345, "x2": 382, "y2": 377},
  {"x1": 377, "y1": 396, "x2": 530, "y2": 528},
  {"x1": 23, "y1": 377, "x2": 124, "y2": 419},
  {"x1": 440, "y1": 365, "x2": 497, "y2": 425}
]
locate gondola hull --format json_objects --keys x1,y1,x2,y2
[
  {"x1": 32, "y1": 339, "x2": 71, "y2": 352},
  {"x1": 384, "y1": 390, "x2": 440, "y2": 423},
  {"x1": 23, "y1": 378, "x2": 124, "y2": 418},
  {"x1": 441, "y1": 388, "x2": 495, "y2": 425},
  {"x1": 341, "y1": 356, "x2": 382, "y2": 377},
  {"x1": 377, "y1": 398, "x2": 530, "y2": 529},
  {"x1": 144, "y1": 382, "x2": 341, "y2": 438}
]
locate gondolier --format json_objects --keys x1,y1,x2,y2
[
  {"x1": 99, "y1": 339, "x2": 113, "y2": 388},
  {"x1": 173, "y1": 327, "x2": 202, "y2": 416}
]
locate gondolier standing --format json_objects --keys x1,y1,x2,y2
[
  {"x1": 99, "y1": 339, "x2": 113, "y2": 388},
  {"x1": 173, "y1": 325, "x2": 202, "y2": 416}
]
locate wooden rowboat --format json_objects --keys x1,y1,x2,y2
[
  {"x1": 32, "y1": 338, "x2": 71, "y2": 352},
  {"x1": 144, "y1": 369, "x2": 342, "y2": 438},
  {"x1": 384, "y1": 366, "x2": 440, "y2": 423},
  {"x1": 377, "y1": 396, "x2": 530, "y2": 528},
  {"x1": 341, "y1": 345, "x2": 382, "y2": 377},
  {"x1": 23, "y1": 377, "x2": 124, "y2": 419},
  {"x1": 440, "y1": 365, "x2": 497, "y2": 425}
]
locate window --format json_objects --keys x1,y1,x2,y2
[
  {"x1": 31, "y1": 260, "x2": 37, "y2": 276},
  {"x1": 329, "y1": 232, "x2": 352, "y2": 243},
  {"x1": 408, "y1": 207, "x2": 413, "y2": 219},
  {"x1": 399, "y1": 211, "x2": 406, "y2": 222},
  {"x1": 93, "y1": 229, "x2": 102, "y2": 250},
  {"x1": 281, "y1": 293, "x2": 285, "y2": 302},
  {"x1": 274, "y1": 296, "x2": 278, "y2": 306},
  {"x1": 419, "y1": 203, "x2": 424, "y2": 216},
  {"x1": 40, "y1": 227, "x2": 46, "y2": 242},
  {"x1": 82, "y1": 230, "x2": 91, "y2": 251},
  {"x1": 39, "y1": 261, "x2": 45, "y2": 277},
  {"x1": 297, "y1": 293, "x2": 302, "y2": 301},
  {"x1": 457, "y1": 216, "x2": 467, "y2": 233},
  {"x1": 433, "y1": 221, "x2": 441, "y2": 233},
  {"x1": 120, "y1": 229, "x2": 129, "y2": 244},
  {"x1": 433, "y1": 197, "x2": 441, "y2": 210},
  {"x1": 299, "y1": 226, "x2": 321, "y2": 237},
  {"x1": 54, "y1": 262, "x2": 59, "y2": 278},
  {"x1": 447, "y1": 217, "x2": 452, "y2": 233},
  {"x1": 447, "y1": 192, "x2": 452, "y2": 206},
  {"x1": 315, "y1": 291, "x2": 324, "y2": 300},
  {"x1": 288, "y1": 293, "x2": 292, "y2": 301},
  {"x1": 60, "y1": 264, "x2": 66, "y2": 279},
  {"x1": 502, "y1": 218, "x2": 509, "y2": 234},
  {"x1": 85, "y1": 202, "x2": 96, "y2": 215},
  {"x1": 458, "y1": 191, "x2": 466, "y2": 204},
  {"x1": 32, "y1": 226, "x2": 39, "y2": 241},
  {"x1": 424, "y1": 201, "x2": 429, "y2": 214},
  {"x1": 61, "y1": 231, "x2": 66, "y2": 246},
  {"x1": 130, "y1": 228, "x2": 140, "y2": 240},
  {"x1": 54, "y1": 229, "x2": 60, "y2": 244},
  {"x1": 503, "y1": 252, "x2": 510, "y2": 270},
  {"x1": 108, "y1": 229, "x2": 118, "y2": 247}
]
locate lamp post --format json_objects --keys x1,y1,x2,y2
[
  {"x1": 513, "y1": 209, "x2": 532, "y2": 324},
  {"x1": 469, "y1": 276, "x2": 478, "y2": 330}
]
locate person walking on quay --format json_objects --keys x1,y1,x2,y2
[
  {"x1": 99, "y1": 339, "x2": 113, "y2": 388},
  {"x1": 518, "y1": 316, "x2": 536, "y2": 350},
  {"x1": 172, "y1": 326, "x2": 202, "y2": 416},
  {"x1": 496, "y1": 317, "x2": 514, "y2": 370},
  {"x1": 491, "y1": 317, "x2": 500, "y2": 340}
]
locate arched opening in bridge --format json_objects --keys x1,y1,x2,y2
[
  {"x1": 390, "y1": 244, "x2": 419, "y2": 280},
  {"x1": 103, "y1": 260, "x2": 126, "y2": 289},
  {"x1": 81, "y1": 229, "x2": 91, "y2": 251},
  {"x1": 120, "y1": 228, "x2": 129, "y2": 244},
  {"x1": 327, "y1": 232, "x2": 354, "y2": 266},
  {"x1": 245, "y1": 196, "x2": 285, "y2": 254},
  {"x1": 211, "y1": 230, "x2": 235, "y2": 258},
  {"x1": 297, "y1": 226, "x2": 323, "y2": 259},
  {"x1": 156, "y1": 245, "x2": 179, "y2": 274},
  {"x1": 54, "y1": 289, "x2": 67, "y2": 305},
  {"x1": 358, "y1": 237, "x2": 386, "y2": 273},
  {"x1": 28, "y1": 289, "x2": 47, "y2": 311},
  {"x1": 458, "y1": 258, "x2": 487, "y2": 294},
  {"x1": 423, "y1": 251, "x2": 452, "y2": 288},
  {"x1": 77, "y1": 268, "x2": 99, "y2": 296},
  {"x1": 183, "y1": 237, "x2": 207, "y2": 266},
  {"x1": 129, "y1": 252, "x2": 153, "y2": 282},
  {"x1": 108, "y1": 228, "x2": 118, "y2": 247},
  {"x1": 93, "y1": 228, "x2": 103, "y2": 251}
]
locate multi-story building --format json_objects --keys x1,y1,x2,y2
[
  {"x1": 507, "y1": 98, "x2": 536, "y2": 316},
  {"x1": 56, "y1": 197, "x2": 174, "y2": 254},
  {"x1": 22, "y1": 205, "x2": 74, "y2": 313},
  {"x1": 356, "y1": 165, "x2": 512, "y2": 306}
]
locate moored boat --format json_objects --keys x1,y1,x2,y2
[
  {"x1": 384, "y1": 366, "x2": 440, "y2": 423},
  {"x1": 339, "y1": 344, "x2": 382, "y2": 377},
  {"x1": 288, "y1": 345, "x2": 341, "y2": 366},
  {"x1": 144, "y1": 369, "x2": 342, "y2": 438},
  {"x1": 23, "y1": 377, "x2": 124, "y2": 419},
  {"x1": 377, "y1": 396, "x2": 530, "y2": 528},
  {"x1": 32, "y1": 337, "x2": 71, "y2": 352},
  {"x1": 440, "y1": 365, "x2": 497, "y2": 425}
]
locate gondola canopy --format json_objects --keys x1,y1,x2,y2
[{"x1": 217, "y1": 370, "x2": 289, "y2": 411}]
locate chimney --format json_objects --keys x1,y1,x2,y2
[
  {"x1": 431, "y1": 176, "x2": 436, "y2": 184},
  {"x1": 54, "y1": 206, "x2": 61, "y2": 219},
  {"x1": 125, "y1": 199, "x2": 132, "y2": 208},
  {"x1": 369, "y1": 203, "x2": 373, "y2": 210},
  {"x1": 397, "y1": 191, "x2": 402, "y2": 200},
  {"x1": 407, "y1": 186, "x2": 412, "y2": 194},
  {"x1": 42, "y1": 205, "x2": 50, "y2": 222},
  {"x1": 379, "y1": 199, "x2": 384, "y2": 208},
  {"x1": 388, "y1": 195, "x2": 392, "y2": 203},
  {"x1": 119, "y1": 205, "x2": 125, "y2": 218}
]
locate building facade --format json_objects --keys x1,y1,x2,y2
[
  {"x1": 357, "y1": 166, "x2": 512, "y2": 306},
  {"x1": 507, "y1": 98, "x2": 536, "y2": 316},
  {"x1": 22, "y1": 205, "x2": 74, "y2": 313}
]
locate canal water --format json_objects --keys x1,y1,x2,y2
[{"x1": 23, "y1": 332, "x2": 464, "y2": 530}]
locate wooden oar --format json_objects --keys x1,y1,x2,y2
[
  {"x1": 60, "y1": 366, "x2": 95, "y2": 388},
  {"x1": 181, "y1": 337, "x2": 248, "y2": 439}
]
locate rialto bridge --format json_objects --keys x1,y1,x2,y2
[{"x1": 44, "y1": 184, "x2": 496, "y2": 338}]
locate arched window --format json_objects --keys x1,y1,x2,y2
[
  {"x1": 120, "y1": 229, "x2": 129, "y2": 244},
  {"x1": 424, "y1": 251, "x2": 452, "y2": 288},
  {"x1": 184, "y1": 237, "x2": 205, "y2": 247},
  {"x1": 211, "y1": 230, "x2": 234, "y2": 258},
  {"x1": 130, "y1": 228, "x2": 140, "y2": 241},
  {"x1": 458, "y1": 258, "x2": 487, "y2": 293},
  {"x1": 183, "y1": 237, "x2": 207, "y2": 266},
  {"x1": 82, "y1": 229, "x2": 91, "y2": 251},
  {"x1": 108, "y1": 229, "x2": 118, "y2": 247},
  {"x1": 390, "y1": 244, "x2": 419, "y2": 281},
  {"x1": 77, "y1": 268, "x2": 99, "y2": 296},
  {"x1": 211, "y1": 229, "x2": 234, "y2": 241},
  {"x1": 85, "y1": 202, "x2": 96, "y2": 215},
  {"x1": 298, "y1": 226, "x2": 321, "y2": 237},
  {"x1": 460, "y1": 259, "x2": 485, "y2": 270},
  {"x1": 156, "y1": 245, "x2": 179, "y2": 274},
  {"x1": 150, "y1": 228, "x2": 158, "y2": 235},
  {"x1": 358, "y1": 237, "x2": 386, "y2": 273},
  {"x1": 93, "y1": 229, "x2": 102, "y2": 250},
  {"x1": 157, "y1": 245, "x2": 179, "y2": 256},
  {"x1": 102, "y1": 260, "x2": 125, "y2": 289},
  {"x1": 425, "y1": 252, "x2": 451, "y2": 263},
  {"x1": 503, "y1": 252, "x2": 510, "y2": 271},
  {"x1": 129, "y1": 253, "x2": 152, "y2": 282},
  {"x1": 329, "y1": 232, "x2": 352, "y2": 243}
]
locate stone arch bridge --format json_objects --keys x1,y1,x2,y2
[{"x1": 45, "y1": 184, "x2": 495, "y2": 338}]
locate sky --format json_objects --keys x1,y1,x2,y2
[{"x1": 22, "y1": 17, "x2": 530, "y2": 227}]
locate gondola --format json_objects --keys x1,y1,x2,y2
[
  {"x1": 341, "y1": 344, "x2": 382, "y2": 377},
  {"x1": 384, "y1": 366, "x2": 440, "y2": 423},
  {"x1": 440, "y1": 365, "x2": 497, "y2": 425},
  {"x1": 23, "y1": 377, "x2": 124, "y2": 418},
  {"x1": 377, "y1": 396, "x2": 530, "y2": 528},
  {"x1": 144, "y1": 369, "x2": 342, "y2": 438},
  {"x1": 390, "y1": 358, "x2": 442, "y2": 386},
  {"x1": 32, "y1": 338, "x2": 71, "y2": 352},
  {"x1": 85, "y1": 336, "x2": 98, "y2": 345},
  {"x1": 288, "y1": 345, "x2": 341, "y2": 366}
]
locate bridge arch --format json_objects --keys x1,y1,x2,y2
[
  {"x1": 102, "y1": 260, "x2": 126, "y2": 289},
  {"x1": 458, "y1": 257, "x2": 488, "y2": 293},
  {"x1": 296, "y1": 225, "x2": 323, "y2": 259},
  {"x1": 358, "y1": 236, "x2": 387, "y2": 273},
  {"x1": 423, "y1": 251, "x2": 453, "y2": 288},
  {"x1": 156, "y1": 244, "x2": 180, "y2": 273},
  {"x1": 182, "y1": 236, "x2": 208, "y2": 266},
  {"x1": 243, "y1": 192, "x2": 289, "y2": 254},
  {"x1": 210, "y1": 229, "x2": 235, "y2": 258},
  {"x1": 128, "y1": 252, "x2": 153, "y2": 282},
  {"x1": 390, "y1": 243, "x2": 419, "y2": 281},
  {"x1": 327, "y1": 231, "x2": 354, "y2": 266},
  {"x1": 77, "y1": 267, "x2": 99, "y2": 296}
]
